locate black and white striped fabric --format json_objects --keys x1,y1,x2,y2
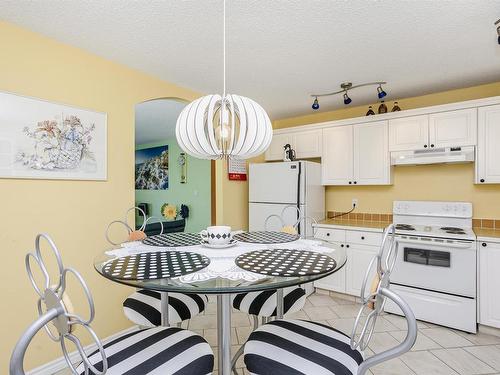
[
  {"x1": 76, "y1": 326, "x2": 214, "y2": 375},
  {"x1": 123, "y1": 290, "x2": 208, "y2": 326},
  {"x1": 244, "y1": 319, "x2": 364, "y2": 375},
  {"x1": 232, "y1": 287, "x2": 306, "y2": 317}
]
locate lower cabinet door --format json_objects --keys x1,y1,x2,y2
[
  {"x1": 479, "y1": 241, "x2": 500, "y2": 328},
  {"x1": 314, "y1": 240, "x2": 346, "y2": 293},
  {"x1": 315, "y1": 262, "x2": 346, "y2": 293},
  {"x1": 345, "y1": 244, "x2": 379, "y2": 297}
]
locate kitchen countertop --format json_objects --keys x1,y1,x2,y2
[
  {"x1": 473, "y1": 228, "x2": 500, "y2": 242},
  {"x1": 315, "y1": 219, "x2": 390, "y2": 232}
]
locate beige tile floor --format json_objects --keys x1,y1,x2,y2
[{"x1": 55, "y1": 291, "x2": 500, "y2": 375}]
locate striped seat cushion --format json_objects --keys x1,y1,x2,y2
[
  {"x1": 244, "y1": 319, "x2": 363, "y2": 375},
  {"x1": 77, "y1": 326, "x2": 214, "y2": 375},
  {"x1": 123, "y1": 290, "x2": 208, "y2": 326},
  {"x1": 232, "y1": 286, "x2": 306, "y2": 317}
]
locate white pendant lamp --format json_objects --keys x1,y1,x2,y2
[{"x1": 175, "y1": 0, "x2": 273, "y2": 160}]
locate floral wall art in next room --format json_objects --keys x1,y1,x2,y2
[
  {"x1": 135, "y1": 145, "x2": 169, "y2": 190},
  {"x1": 0, "y1": 91, "x2": 107, "y2": 180}
]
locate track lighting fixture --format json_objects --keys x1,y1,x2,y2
[
  {"x1": 343, "y1": 92, "x2": 352, "y2": 105},
  {"x1": 312, "y1": 97, "x2": 319, "y2": 110},
  {"x1": 310, "y1": 81, "x2": 387, "y2": 108},
  {"x1": 377, "y1": 85, "x2": 387, "y2": 99}
]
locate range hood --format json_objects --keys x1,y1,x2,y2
[{"x1": 391, "y1": 146, "x2": 475, "y2": 166}]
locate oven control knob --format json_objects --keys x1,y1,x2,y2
[
  {"x1": 482, "y1": 242, "x2": 487, "y2": 247},
  {"x1": 480, "y1": 179, "x2": 485, "y2": 183},
  {"x1": 346, "y1": 244, "x2": 350, "y2": 248},
  {"x1": 340, "y1": 244, "x2": 344, "y2": 247},
  {"x1": 361, "y1": 236, "x2": 365, "y2": 240}
]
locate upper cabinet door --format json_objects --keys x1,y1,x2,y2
[
  {"x1": 265, "y1": 133, "x2": 291, "y2": 161},
  {"x1": 429, "y1": 108, "x2": 477, "y2": 148},
  {"x1": 294, "y1": 129, "x2": 322, "y2": 159},
  {"x1": 354, "y1": 121, "x2": 391, "y2": 185},
  {"x1": 476, "y1": 105, "x2": 500, "y2": 184},
  {"x1": 322, "y1": 126, "x2": 353, "y2": 185},
  {"x1": 388, "y1": 115, "x2": 429, "y2": 151}
]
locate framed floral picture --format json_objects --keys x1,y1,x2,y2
[
  {"x1": 0, "y1": 91, "x2": 107, "y2": 180},
  {"x1": 135, "y1": 145, "x2": 169, "y2": 190}
]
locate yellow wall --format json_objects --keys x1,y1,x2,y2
[
  {"x1": 0, "y1": 21, "x2": 201, "y2": 372},
  {"x1": 272, "y1": 82, "x2": 500, "y2": 219},
  {"x1": 215, "y1": 154, "x2": 265, "y2": 230}
]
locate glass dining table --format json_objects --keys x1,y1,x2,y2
[{"x1": 94, "y1": 233, "x2": 347, "y2": 375}]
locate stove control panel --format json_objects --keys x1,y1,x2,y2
[{"x1": 393, "y1": 201, "x2": 472, "y2": 218}]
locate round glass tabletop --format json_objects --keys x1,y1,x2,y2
[{"x1": 94, "y1": 236, "x2": 347, "y2": 294}]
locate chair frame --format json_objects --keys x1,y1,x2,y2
[{"x1": 11, "y1": 234, "x2": 107, "y2": 375}]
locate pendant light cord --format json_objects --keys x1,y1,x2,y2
[{"x1": 223, "y1": 0, "x2": 226, "y2": 98}]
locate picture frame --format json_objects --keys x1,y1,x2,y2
[{"x1": 0, "y1": 91, "x2": 107, "y2": 181}]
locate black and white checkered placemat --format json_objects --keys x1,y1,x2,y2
[
  {"x1": 233, "y1": 231, "x2": 299, "y2": 244},
  {"x1": 142, "y1": 232, "x2": 202, "y2": 247},
  {"x1": 102, "y1": 251, "x2": 210, "y2": 280},
  {"x1": 235, "y1": 249, "x2": 336, "y2": 277}
]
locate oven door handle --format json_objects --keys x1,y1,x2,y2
[{"x1": 396, "y1": 238, "x2": 473, "y2": 249}]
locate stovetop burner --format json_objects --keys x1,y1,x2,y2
[
  {"x1": 395, "y1": 224, "x2": 415, "y2": 231},
  {"x1": 441, "y1": 226, "x2": 466, "y2": 235},
  {"x1": 440, "y1": 227, "x2": 463, "y2": 231}
]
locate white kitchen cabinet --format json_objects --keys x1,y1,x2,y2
[
  {"x1": 314, "y1": 227, "x2": 382, "y2": 297},
  {"x1": 265, "y1": 133, "x2": 291, "y2": 161},
  {"x1": 345, "y1": 244, "x2": 379, "y2": 297},
  {"x1": 389, "y1": 109, "x2": 477, "y2": 152},
  {"x1": 265, "y1": 129, "x2": 322, "y2": 161},
  {"x1": 479, "y1": 241, "x2": 500, "y2": 328},
  {"x1": 322, "y1": 121, "x2": 391, "y2": 186},
  {"x1": 476, "y1": 105, "x2": 500, "y2": 184},
  {"x1": 429, "y1": 108, "x2": 477, "y2": 148},
  {"x1": 322, "y1": 126, "x2": 353, "y2": 185},
  {"x1": 314, "y1": 247, "x2": 347, "y2": 294},
  {"x1": 354, "y1": 121, "x2": 391, "y2": 185},
  {"x1": 294, "y1": 129, "x2": 322, "y2": 159},
  {"x1": 389, "y1": 115, "x2": 429, "y2": 151}
]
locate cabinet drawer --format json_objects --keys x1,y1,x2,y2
[
  {"x1": 314, "y1": 228, "x2": 346, "y2": 243},
  {"x1": 346, "y1": 230, "x2": 382, "y2": 246}
]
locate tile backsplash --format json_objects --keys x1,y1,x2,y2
[
  {"x1": 472, "y1": 218, "x2": 500, "y2": 229},
  {"x1": 327, "y1": 211, "x2": 392, "y2": 222},
  {"x1": 328, "y1": 211, "x2": 500, "y2": 229}
]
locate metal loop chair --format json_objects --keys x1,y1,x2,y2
[
  {"x1": 243, "y1": 224, "x2": 418, "y2": 375},
  {"x1": 264, "y1": 204, "x2": 318, "y2": 237},
  {"x1": 105, "y1": 206, "x2": 164, "y2": 245},
  {"x1": 11, "y1": 233, "x2": 107, "y2": 375},
  {"x1": 10, "y1": 234, "x2": 214, "y2": 375}
]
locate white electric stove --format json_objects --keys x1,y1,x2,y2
[{"x1": 385, "y1": 201, "x2": 477, "y2": 333}]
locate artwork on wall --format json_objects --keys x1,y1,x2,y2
[
  {"x1": 135, "y1": 145, "x2": 169, "y2": 190},
  {"x1": 0, "y1": 91, "x2": 107, "y2": 180}
]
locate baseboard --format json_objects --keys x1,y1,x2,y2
[
  {"x1": 478, "y1": 324, "x2": 500, "y2": 338},
  {"x1": 26, "y1": 325, "x2": 139, "y2": 375}
]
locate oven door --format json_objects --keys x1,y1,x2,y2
[{"x1": 390, "y1": 236, "x2": 476, "y2": 298}]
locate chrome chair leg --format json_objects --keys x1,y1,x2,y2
[{"x1": 231, "y1": 315, "x2": 260, "y2": 374}]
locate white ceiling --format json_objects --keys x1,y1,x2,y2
[
  {"x1": 1, "y1": 1, "x2": 500, "y2": 119},
  {"x1": 135, "y1": 99, "x2": 186, "y2": 145}
]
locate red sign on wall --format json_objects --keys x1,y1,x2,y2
[{"x1": 228, "y1": 158, "x2": 247, "y2": 181}]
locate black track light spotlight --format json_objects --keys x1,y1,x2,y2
[
  {"x1": 377, "y1": 85, "x2": 387, "y2": 99},
  {"x1": 343, "y1": 92, "x2": 352, "y2": 105},
  {"x1": 312, "y1": 97, "x2": 320, "y2": 110}
]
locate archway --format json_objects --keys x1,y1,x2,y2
[{"x1": 134, "y1": 97, "x2": 214, "y2": 233}]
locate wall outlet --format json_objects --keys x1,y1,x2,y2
[{"x1": 352, "y1": 199, "x2": 358, "y2": 208}]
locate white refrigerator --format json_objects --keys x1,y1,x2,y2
[{"x1": 249, "y1": 161, "x2": 325, "y2": 237}]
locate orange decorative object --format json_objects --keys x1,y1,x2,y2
[{"x1": 128, "y1": 230, "x2": 147, "y2": 242}]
